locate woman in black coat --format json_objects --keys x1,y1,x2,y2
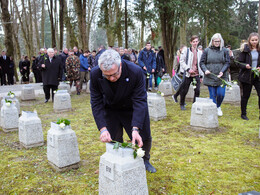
[
  {"x1": 238, "y1": 32, "x2": 260, "y2": 120},
  {"x1": 19, "y1": 56, "x2": 30, "y2": 83}
]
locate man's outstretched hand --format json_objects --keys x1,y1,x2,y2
[{"x1": 132, "y1": 131, "x2": 143, "y2": 148}]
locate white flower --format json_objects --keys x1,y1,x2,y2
[
  {"x1": 161, "y1": 93, "x2": 164, "y2": 97},
  {"x1": 193, "y1": 86, "x2": 196, "y2": 89},
  {"x1": 59, "y1": 123, "x2": 65, "y2": 129},
  {"x1": 233, "y1": 81, "x2": 237, "y2": 85},
  {"x1": 220, "y1": 84, "x2": 224, "y2": 88},
  {"x1": 136, "y1": 148, "x2": 145, "y2": 158},
  {"x1": 10, "y1": 94, "x2": 14, "y2": 98},
  {"x1": 229, "y1": 87, "x2": 233, "y2": 90},
  {"x1": 6, "y1": 102, "x2": 11, "y2": 107},
  {"x1": 54, "y1": 91, "x2": 56, "y2": 94}
]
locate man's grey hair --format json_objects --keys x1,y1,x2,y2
[
  {"x1": 47, "y1": 48, "x2": 54, "y2": 53},
  {"x1": 98, "y1": 49, "x2": 121, "y2": 71},
  {"x1": 208, "y1": 33, "x2": 224, "y2": 50}
]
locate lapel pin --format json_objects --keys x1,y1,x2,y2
[{"x1": 126, "y1": 78, "x2": 129, "y2": 82}]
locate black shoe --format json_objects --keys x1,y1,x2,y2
[
  {"x1": 180, "y1": 105, "x2": 186, "y2": 110},
  {"x1": 44, "y1": 99, "x2": 49, "y2": 103},
  {"x1": 241, "y1": 114, "x2": 249, "y2": 120},
  {"x1": 172, "y1": 94, "x2": 178, "y2": 103},
  {"x1": 77, "y1": 91, "x2": 80, "y2": 95},
  {"x1": 144, "y1": 160, "x2": 156, "y2": 173}
]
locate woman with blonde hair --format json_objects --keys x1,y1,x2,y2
[
  {"x1": 238, "y1": 32, "x2": 260, "y2": 120},
  {"x1": 200, "y1": 33, "x2": 230, "y2": 116}
]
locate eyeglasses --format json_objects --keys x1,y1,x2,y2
[
  {"x1": 102, "y1": 66, "x2": 121, "y2": 79},
  {"x1": 214, "y1": 41, "x2": 221, "y2": 43}
]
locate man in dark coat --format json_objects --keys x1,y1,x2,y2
[
  {"x1": 59, "y1": 48, "x2": 69, "y2": 81},
  {"x1": 90, "y1": 49, "x2": 156, "y2": 173},
  {"x1": 138, "y1": 42, "x2": 156, "y2": 91},
  {"x1": 31, "y1": 56, "x2": 42, "y2": 83},
  {"x1": 39, "y1": 48, "x2": 63, "y2": 103},
  {"x1": 94, "y1": 45, "x2": 106, "y2": 66},
  {"x1": 0, "y1": 51, "x2": 11, "y2": 85}
]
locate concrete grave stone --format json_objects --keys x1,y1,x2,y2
[
  {"x1": 223, "y1": 83, "x2": 241, "y2": 104},
  {"x1": 21, "y1": 84, "x2": 36, "y2": 100},
  {"x1": 158, "y1": 80, "x2": 173, "y2": 96},
  {"x1": 161, "y1": 73, "x2": 171, "y2": 81},
  {"x1": 47, "y1": 122, "x2": 80, "y2": 172},
  {"x1": 147, "y1": 92, "x2": 167, "y2": 121},
  {"x1": 19, "y1": 111, "x2": 44, "y2": 148},
  {"x1": 53, "y1": 90, "x2": 72, "y2": 112},
  {"x1": 190, "y1": 97, "x2": 219, "y2": 130},
  {"x1": 58, "y1": 82, "x2": 71, "y2": 94},
  {"x1": 1, "y1": 95, "x2": 20, "y2": 114},
  {"x1": 0, "y1": 102, "x2": 19, "y2": 132},
  {"x1": 99, "y1": 143, "x2": 148, "y2": 195}
]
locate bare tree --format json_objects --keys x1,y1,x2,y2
[
  {"x1": 74, "y1": 0, "x2": 87, "y2": 50},
  {"x1": 46, "y1": 0, "x2": 56, "y2": 47},
  {"x1": 41, "y1": 0, "x2": 45, "y2": 48},
  {"x1": 86, "y1": 0, "x2": 98, "y2": 49},
  {"x1": 64, "y1": 0, "x2": 78, "y2": 48},
  {"x1": 32, "y1": 0, "x2": 40, "y2": 51},
  {"x1": 0, "y1": 0, "x2": 14, "y2": 57},
  {"x1": 59, "y1": 0, "x2": 64, "y2": 49}
]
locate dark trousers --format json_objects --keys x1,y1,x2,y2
[
  {"x1": 33, "y1": 69, "x2": 42, "y2": 83},
  {"x1": 7, "y1": 73, "x2": 14, "y2": 85},
  {"x1": 43, "y1": 85, "x2": 58, "y2": 101},
  {"x1": 241, "y1": 79, "x2": 260, "y2": 115},
  {"x1": 154, "y1": 72, "x2": 158, "y2": 87},
  {"x1": 106, "y1": 109, "x2": 152, "y2": 161},
  {"x1": 1, "y1": 72, "x2": 7, "y2": 85},
  {"x1": 180, "y1": 76, "x2": 200, "y2": 105}
]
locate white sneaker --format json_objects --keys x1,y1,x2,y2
[{"x1": 217, "y1": 107, "x2": 223, "y2": 116}]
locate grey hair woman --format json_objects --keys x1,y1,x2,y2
[{"x1": 200, "y1": 33, "x2": 230, "y2": 116}]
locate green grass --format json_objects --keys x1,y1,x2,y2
[{"x1": 0, "y1": 88, "x2": 259, "y2": 194}]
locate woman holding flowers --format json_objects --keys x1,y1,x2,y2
[
  {"x1": 200, "y1": 33, "x2": 230, "y2": 116},
  {"x1": 238, "y1": 32, "x2": 260, "y2": 120}
]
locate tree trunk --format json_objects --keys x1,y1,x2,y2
[
  {"x1": 47, "y1": 0, "x2": 56, "y2": 48},
  {"x1": 0, "y1": 0, "x2": 17, "y2": 81},
  {"x1": 74, "y1": 0, "x2": 87, "y2": 50},
  {"x1": 115, "y1": 0, "x2": 122, "y2": 47},
  {"x1": 54, "y1": 0, "x2": 59, "y2": 50},
  {"x1": 0, "y1": 0, "x2": 14, "y2": 57},
  {"x1": 28, "y1": 0, "x2": 34, "y2": 58},
  {"x1": 59, "y1": 0, "x2": 64, "y2": 49},
  {"x1": 41, "y1": 0, "x2": 45, "y2": 48},
  {"x1": 159, "y1": 4, "x2": 178, "y2": 74},
  {"x1": 124, "y1": 0, "x2": 128, "y2": 48},
  {"x1": 180, "y1": 12, "x2": 187, "y2": 47},
  {"x1": 33, "y1": 0, "x2": 40, "y2": 51},
  {"x1": 64, "y1": 0, "x2": 78, "y2": 48}
]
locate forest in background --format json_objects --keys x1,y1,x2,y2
[{"x1": 0, "y1": 0, "x2": 259, "y2": 75}]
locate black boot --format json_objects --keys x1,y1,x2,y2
[
  {"x1": 142, "y1": 137, "x2": 156, "y2": 173},
  {"x1": 241, "y1": 114, "x2": 249, "y2": 120}
]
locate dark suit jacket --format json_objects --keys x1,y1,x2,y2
[
  {"x1": 90, "y1": 60, "x2": 151, "y2": 140},
  {"x1": 39, "y1": 55, "x2": 63, "y2": 86},
  {"x1": 0, "y1": 56, "x2": 11, "y2": 73}
]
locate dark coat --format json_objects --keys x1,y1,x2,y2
[
  {"x1": 156, "y1": 53, "x2": 166, "y2": 72},
  {"x1": 59, "y1": 52, "x2": 68, "y2": 72},
  {"x1": 39, "y1": 55, "x2": 63, "y2": 86},
  {"x1": 90, "y1": 59, "x2": 151, "y2": 141},
  {"x1": 0, "y1": 56, "x2": 11, "y2": 73},
  {"x1": 88, "y1": 55, "x2": 95, "y2": 68},
  {"x1": 200, "y1": 46, "x2": 230, "y2": 86},
  {"x1": 138, "y1": 48, "x2": 156, "y2": 73},
  {"x1": 94, "y1": 49, "x2": 106, "y2": 67},
  {"x1": 238, "y1": 44, "x2": 260, "y2": 84}
]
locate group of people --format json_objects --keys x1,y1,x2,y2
[
  {"x1": 172, "y1": 32, "x2": 260, "y2": 121},
  {"x1": 0, "y1": 50, "x2": 15, "y2": 85}
]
